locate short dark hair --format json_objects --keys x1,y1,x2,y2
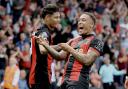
[
  {"x1": 84, "y1": 12, "x2": 96, "y2": 28},
  {"x1": 41, "y1": 4, "x2": 59, "y2": 19}
]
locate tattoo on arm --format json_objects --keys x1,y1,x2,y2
[
  {"x1": 67, "y1": 38, "x2": 103, "y2": 66},
  {"x1": 43, "y1": 44, "x2": 68, "y2": 60},
  {"x1": 69, "y1": 48, "x2": 99, "y2": 66},
  {"x1": 51, "y1": 45, "x2": 62, "y2": 51},
  {"x1": 84, "y1": 49, "x2": 99, "y2": 65}
]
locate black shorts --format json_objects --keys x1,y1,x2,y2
[{"x1": 60, "y1": 80, "x2": 89, "y2": 89}]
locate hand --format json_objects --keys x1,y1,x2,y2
[
  {"x1": 67, "y1": 39, "x2": 73, "y2": 45},
  {"x1": 125, "y1": 79, "x2": 128, "y2": 89},
  {"x1": 35, "y1": 36, "x2": 48, "y2": 45},
  {"x1": 59, "y1": 43, "x2": 69, "y2": 51}
]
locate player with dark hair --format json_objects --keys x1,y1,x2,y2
[
  {"x1": 29, "y1": 4, "x2": 60, "y2": 89},
  {"x1": 36, "y1": 12, "x2": 104, "y2": 89}
]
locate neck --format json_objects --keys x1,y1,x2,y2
[
  {"x1": 47, "y1": 24, "x2": 53, "y2": 30},
  {"x1": 81, "y1": 33, "x2": 93, "y2": 39}
]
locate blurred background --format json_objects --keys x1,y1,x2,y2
[{"x1": 0, "y1": 0, "x2": 128, "y2": 89}]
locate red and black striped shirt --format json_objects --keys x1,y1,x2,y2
[
  {"x1": 62, "y1": 34, "x2": 103, "y2": 87},
  {"x1": 29, "y1": 25, "x2": 53, "y2": 88}
]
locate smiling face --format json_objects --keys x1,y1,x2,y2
[{"x1": 77, "y1": 13, "x2": 94, "y2": 36}]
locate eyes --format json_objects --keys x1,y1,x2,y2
[
  {"x1": 52, "y1": 13, "x2": 60, "y2": 19},
  {"x1": 78, "y1": 18, "x2": 87, "y2": 22}
]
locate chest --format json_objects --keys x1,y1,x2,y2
[{"x1": 70, "y1": 37, "x2": 93, "y2": 54}]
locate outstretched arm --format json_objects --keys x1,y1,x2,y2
[
  {"x1": 37, "y1": 39, "x2": 62, "y2": 54},
  {"x1": 43, "y1": 43, "x2": 68, "y2": 61}
]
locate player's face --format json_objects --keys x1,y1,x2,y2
[
  {"x1": 77, "y1": 14, "x2": 93, "y2": 35},
  {"x1": 50, "y1": 12, "x2": 60, "y2": 28}
]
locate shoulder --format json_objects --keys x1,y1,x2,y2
[
  {"x1": 35, "y1": 25, "x2": 49, "y2": 36},
  {"x1": 91, "y1": 38, "x2": 104, "y2": 47},
  {"x1": 110, "y1": 64, "x2": 115, "y2": 68},
  {"x1": 101, "y1": 65, "x2": 105, "y2": 69},
  {"x1": 90, "y1": 37, "x2": 104, "y2": 55},
  {"x1": 39, "y1": 25, "x2": 49, "y2": 32}
]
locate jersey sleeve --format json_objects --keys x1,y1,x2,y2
[
  {"x1": 35, "y1": 27, "x2": 51, "y2": 44},
  {"x1": 90, "y1": 38, "x2": 104, "y2": 55}
]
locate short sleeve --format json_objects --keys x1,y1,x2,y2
[{"x1": 90, "y1": 38, "x2": 104, "y2": 55}]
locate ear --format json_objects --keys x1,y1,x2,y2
[
  {"x1": 45, "y1": 14, "x2": 51, "y2": 21},
  {"x1": 90, "y1": 24, "x2": 94, "y2": 29}
]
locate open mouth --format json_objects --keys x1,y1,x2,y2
[
  {"x1": 78, "y1": 26, "x2": 84, "y2": 30},
  {"x1": 79, "y1": 27, "x2": 83, "y2": 29}
]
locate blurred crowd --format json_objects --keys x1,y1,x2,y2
[{"x1": 0, "y1": 0, "x2": 128, "y2": 89}]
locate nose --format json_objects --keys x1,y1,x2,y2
[
  {"x1": 78, "y1": 19, "x2": 83, "y2": 24},
  {"x1": 57, "y1": 18, "x2": 60, "y2": 23},
  {"x1": 78, "y1": 21, "x2": 82, "y2": 25}
]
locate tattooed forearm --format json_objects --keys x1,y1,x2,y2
[
  {"x1": 43, "y1": 44, "x2": 67, "y2": 60},
  {"x1": 43, "y1": 44, "x2": 61, "y2": 60},
  {"x1": 67, "y1": 47, "x2": 99, "y2": 66},
  {"x1": 51, "y1": 45, "x2": 62, "y2": 51}
]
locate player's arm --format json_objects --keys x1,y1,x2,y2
[
  {"x1": 51, "y1": 45, "x2": 62, "y2": 51},
  {"x1": 32, "y1": 30, "x2": 48, "y2": 55},
  {"x1": 60, "y1": 39, "x2": 103, "y2": 66},
  {"x1": 39, "y1": 44, "x2": 61, "y2": 54},
  {"x1": 38, "y1": 44, "x2": 48, "y2": 54},
  {"x1": 37, "y1": 36, "x2": 68, "y2": 61},
  {"x1": 43, "y1": 44, "x2": 68, "y2": 61},
  {"x1": 51, "y1": 38, "x2": 73, "y2": 51}
]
